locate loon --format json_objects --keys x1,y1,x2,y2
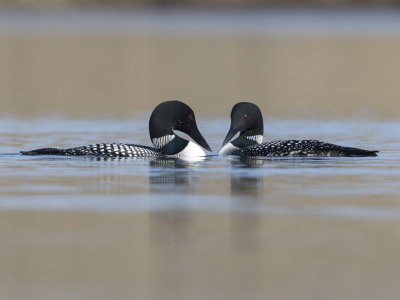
[
  {"x1": 21, "y1": 100, "x2": 211, "y2": 159},
  {"x1": 219, "y1": 102, "x2": 378, "y2": 157}
]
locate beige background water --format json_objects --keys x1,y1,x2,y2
[
  {"x1": 2, "y1": 210, "x2": 400, "y2": 300},
  {"x1": 1, "y1": 34, "x2": 400, "y2": 119}
]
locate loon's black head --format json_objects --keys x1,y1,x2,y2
[
  {"x1": 222, "y1": 102, "x2": 264, "y2": 147},
  {"x1": 149, "y1": 100, "x2": 211, "y2": 152}
]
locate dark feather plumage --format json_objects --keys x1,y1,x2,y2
[
  {"x1": 21, "y1": 143, "x2": 159, "y2": 157},
  {"x1": 230, "y1": 140, "x2": 378, "y2": 157}
]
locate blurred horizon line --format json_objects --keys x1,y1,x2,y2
[
  {"x1": 1, "y1": 0, "x2": 400, "y2": 10},
  {"x1": 1, "y1": 8, "x2": 400, "y2": 36}
]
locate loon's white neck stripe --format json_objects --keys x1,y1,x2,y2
[
  {"x1": 218, "y1": 142, "x2": 239, "y2": 155},
  {"x1": 152, "y1": 134, "x2": 175, "y2": 149},
  {"x1": 245, "y1": 135, "x2": 263, "y2": 144},
  {"x1": 173, "y1": 141, "x2": 206, "y2": 159}
]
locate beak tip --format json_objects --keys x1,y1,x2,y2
[
  {"x1": 200, "y1": 139, "x2": 212, "y2": 152},
  {"x1": 202, "y1": 142, "x2": 212, "y2": 152},
  {"x1": 190, "y1": 128, "x2": 212, "y2": 153},
  {"x1": 222, "y1": 126, "x2": 240, "y2": 148}
]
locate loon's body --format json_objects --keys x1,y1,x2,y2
[
  {"x1": 21, "y1": 144, "x2": 158, "y2": 157},
  {"x1": 226, "y1": 139, "x2": 378, "y2": 157},
  {"x1": 219, "y1": 102, "x2": 378, "y2": 157},
  {"x1": 21, "y1": 101, "x2": 211, "y2": 159}
]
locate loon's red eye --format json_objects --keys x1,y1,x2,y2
[
  {"x1": 244, "y1": 114, "x2": 248, "y2": 120},
  {"x1": 188, "y1": 115, "x2": 193, "y2": 121}
]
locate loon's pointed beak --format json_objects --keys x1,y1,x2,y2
[
  {"x1": 222, "y1": 125, "x2": 240, "y2": 146},
  {"x1": 190, "y1": 128, "x2": 212, "y2": 152}
]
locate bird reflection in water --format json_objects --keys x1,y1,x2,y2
[
  {"x1": 229, "y1": 156, "x2": 265, "y2": 251},
  {"x1": 230, "y1": 157, "x2": 265, "y2": 198},
  {"x1": 79, "y1": 156, "x2": 155, "y2": 195},
  {"x1": 148, "y1": 157, "x2": 196, "y2": 194},
  {"x1": 148, "y1": 157, "x2": 202, "y2": 298},
  {"x1": 80, "y1": 155, "x2": 202, "y2": 195},
  {"x1": 148, "y1": 158, "x2": 195, "y2": 239}
]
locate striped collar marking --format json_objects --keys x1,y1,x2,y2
[
  {"x1": 245, "y1": 135, "x2": 263, "y2": 144},
  {"x1": 152, "y1": 134, "x2": 175, "y2": 149}
]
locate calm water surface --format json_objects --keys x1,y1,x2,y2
[{"x1": 1, "y1": 117, "x2": 399, "y2": 216}]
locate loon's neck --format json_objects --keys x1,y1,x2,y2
[
  {"x1": 219, "y1": 133, "x2": 263, "y2": 155},
  {"x1": 151, "y1": 134, "x2": 175, "y2": 150},
  {"x1": 157, "y1": 135, "x2": 206, "y2": 157},
  {"x1": 231, "y1": 133, "x2": 263, "y2": 148},
  {"x1": 159, "y1": 135, "x2": 188, "y2": 155}
]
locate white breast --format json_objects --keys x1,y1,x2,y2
[
  {"x1": 174, "y1": 141, "x2": 207, "y2": 159},
  {"x1": 218, "y1": 142, "x2": 239, "y2": 155}
]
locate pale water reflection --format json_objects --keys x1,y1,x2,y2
[{"x1": 1, "y1": 118, "x2": 399, "y2": 214}]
